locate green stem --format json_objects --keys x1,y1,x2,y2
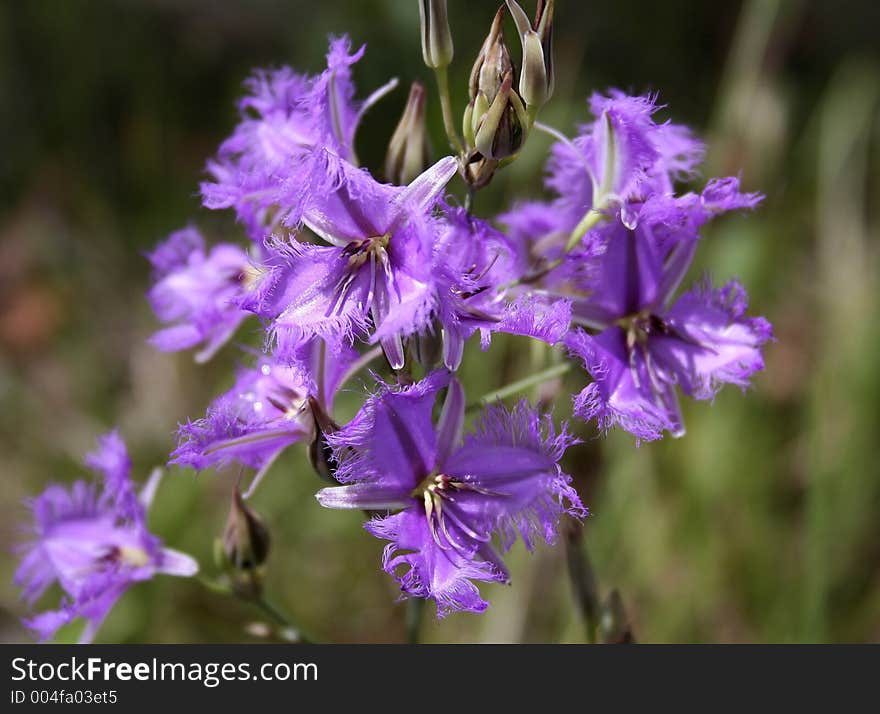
[
  {"x1": 198, "y1": 576, "x2": 315, "y2": 643},
  {"x1": 564, "y1": 208, "x2": 605, "y2": 253},
  {"x1": 504, "y1": 204, "x2": 608, "y2": 288},
  {"x1": 253, "y1": 596, "x2": 315, "y2": 644},
  {"x1": 465, "y1": 185, "x2": 476, "y2": 215},
  {"x1": 564, "y1": 523, "x2": 600, "y2": 644},
  {"x1": 473, "y1": 362, "x2": 571, "y2": 408},
  {"x1": 405, "y1": 597, "x2": 425, "y2": 644},
  {"x1": 434, "y1": 66, "x2": 463, "y2": 154}
]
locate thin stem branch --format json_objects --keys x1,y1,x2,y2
[
  {"x1": 198, "y1": 576, "x2": 315, "y2": 643},
  {"x1": 253, "y1": 597, "x2": 315, "y2": 644},
  {"x1": 472, "y1": 362, "x2": 571, "y2": 408},
  {"x1": 564, "y1": 207, "x2": 605, "y2": 253},
  {"x1": 434, "y1": 66, "x2": 463, "y2": 154}
]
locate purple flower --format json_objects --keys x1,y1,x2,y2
[
  {"x1": 499, "y1": 90, "x2": 706, "y2": 276},
  {"x1": 147, "y1": 226, "x2": 250, "y2": 363},
  {"x1": 432, "y1": 207, "x2": 572, "y2": 369},
  {"x1": 564, "y1": 194, "x2": 771, "y2": 441},
  {"x1": 241, "y1": 154, "x2": 458, "y2": 368},
  {"x1": 172, "y1": 339, "x2": 356, "y2": 495},
  {"x1": 14, "y1": 432, "x2": 198, "y2": 643},
  {"x1": 201, "y1": 36, "x2": 391, "y2": 239},
  {"x1": 316, "y1": 372, "x2": 584, "y2": 616},
  {"x1": 547, "y1": 91, "x2": 704, "y2": 227}
]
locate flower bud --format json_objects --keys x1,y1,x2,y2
[
  {"x1": 223, "y1": 488, "x2": 271, "y2": 575},
  {"x1": 307, "y1": 396, "x2": 340, "y2": 483},
  {"x1": 505, "y1": 0, "x2": 555, "y2": 110},
  {"x1": 385, "y1": 82, "x2": 431, "y2": 186},
  {"x1": 413, "y1": 325, "x2": 443, "y2": 369},
  {"x1": 464, "y1": 6, "x2": 529, "y2": 164},
  {"x1": 468, "y1": 6, "x2": 512, "y2": 106},
  {"x1": 419, "y1": 0, "x2": 454, "y2": 69}
]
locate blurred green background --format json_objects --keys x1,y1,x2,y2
[{"x1": 1, "y1": 0, "x2": 878, "y2": 643}]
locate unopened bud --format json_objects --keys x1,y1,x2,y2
[
  {"x1": 413, "y1": 326, "x2": 443, "y2": 369},
  {"x1": 385, "y1": 82, "x2": 431, "y2": 186},
  {"x1": 464, "y1": 6, "x2": 529, "y2": 164},
  {"x1": 468, "y1": 6, "x2": 512, "y2": 105},
  {"x1": 419, "y1": 0, "x2": 454, "y2": 69},
  {"x1": 506, "y1": 0, "x2": 555, "y2": 110},
  {"x1": 307, "y1": 396, "x2": 340, "y2": 483},
  {"x1": 223, "y1": 488, "x2": 271, "y2": 575}
]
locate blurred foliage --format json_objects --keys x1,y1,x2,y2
[{"x1": 1, "y1": 0, "x2": 878, "y2": 643}]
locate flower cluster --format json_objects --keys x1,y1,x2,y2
[{"x1": 16, "y1": 3, "x2": 772, "y2": 636}]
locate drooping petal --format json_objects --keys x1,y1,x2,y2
[
  {"x1": 365, "y1": 509, "x2": 505, "y2": 617},
  {"x1": 654, "y1": 278, "x2": 772, "y2": 400},
  {"x1": 566, "y1": 328, "x2": 679, "y2": 442}
]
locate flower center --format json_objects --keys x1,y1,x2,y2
[
  {"x1": 411, "y1": 473, "x2": 498, "y2": 552},
  {"x1": 342, "y1": 233, "x2": 390, "y2": 269},
  {"x1": 615, "y1": 309, "x2": 669, "y2": 351},
  {"x1": 99, "y1": 545, "x2": 151, "y2": 570}
]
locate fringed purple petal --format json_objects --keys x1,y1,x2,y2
[
  {"x1": 147, "y1": 227, "x2": 249, "y2": 361},
  {"x1": 172, "y1": 358, "x2": 313, "y2": 472},
  {"x1": 656, "y1": 278, "x2": 772, "y2": 399},
  {"x1": 565, "y1": 328, "x2": 677, "y2": 442},
  {"x1": 325, "y1": 370, "x2": 449, "y2": 488},
  {"x1": 443, "y1": 400, "x2": 585, "y2": 551},
  {"x1": 365, "y1": 510, "x2": 504, "y2": 618}
]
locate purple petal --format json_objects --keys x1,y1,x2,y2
[
  {"x1": 656, "y1": 278, "x2": 772, "y2": 400},
  {"x1": 172, "y1": 358, "x2": 312, "y2": 472},
  {"x1": 326, "y1": 371, "x2": 449, "y2": 488},
  {"x1": 365, "y1": 509, "x2": 504, "y2": 618},
  {"x1": 315, "y1": 482, "x2": 411, "y2": 510},
  {"x1": 147, "y1": 229, "x2": 249, "y2": 360},
  {"x1": 443, "y1": 401, "x2": 584, "y2": 550},
  {"x1": 565, "y1": 328, "x2": 676, "y2": 442},
  {"x1": 435, "y1": 378, "x2": 465, "y2": 470},
  {"x1": 389, "y1": 156, "x2": 458, "y2": 225}
]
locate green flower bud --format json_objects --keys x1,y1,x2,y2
[
  {"x1": 223, "y1": 488, "x2": 271, "y2": 576},
  {"x1": 385, "y1": 82, "x2": 431, "y2": 186},
  {"x1": 468, "y1": 6, "x2": 512, "y2": 105},
  {"x1": 464, "y1": 6, "x2": 529, "y2": 164},
  {"x1": 419, "y1": 0, "x2": 454, "y2": 69},
  {"x1": 505, "y1": 0, "x2": 555, "y2": 110}
]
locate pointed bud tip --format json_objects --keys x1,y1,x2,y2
[
  {"x1": 223, "y1": 488, "x2": 271, "y2": 572},
  {"x1": 419, "y1": 0, "x2": 454, "y2": 69}
]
